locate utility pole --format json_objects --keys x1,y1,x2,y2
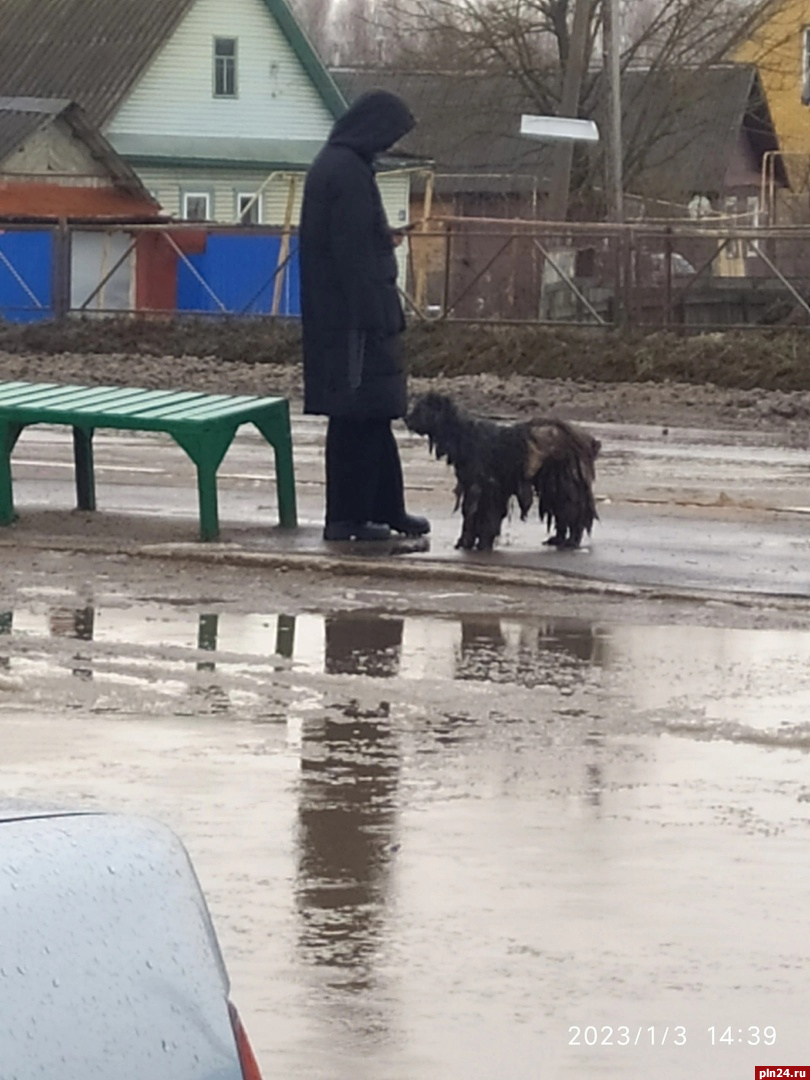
[
  {"x1": 602, "y1": 0, "x2": 623, "y2": 222},
  {"x1": 546, "y1": 0, "x2": 594, "y2": 221}
]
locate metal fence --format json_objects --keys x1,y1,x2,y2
[
  {"x1": 403, "y1": 218, "x2": 810, "y2": 329},
  {"x1": 0, "y1": 221, "x2": 301, "y2": 322},
  {"x1": 3, "y1": 218, "x2": 810, "y2": 330}
]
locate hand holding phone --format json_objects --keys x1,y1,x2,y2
[{"x1": 391, "y1": 223, "x2": 414, "y2": 248}]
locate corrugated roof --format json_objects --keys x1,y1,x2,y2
[
  {"x1": 0, "y1": 0, "x2": 346, "y2": 127},
  {"x1": 605, "y1": 64, "x2": 776, "y2": 199},
  {"x1": 333, "y1": 64, "x2": 780, "y2": 201},
  {"x1": 333, "y1": 69, "x2": 553, "y2": 190},
  {"x1": 0, "y1": 180, "x2": 162, "y2": 219},
  {"x1": 0, "y1": 0, "x2": 196, "y2": 126}
]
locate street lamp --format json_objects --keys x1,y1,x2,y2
[
  {"x1": 519, "y1": 114, "x2": 600, "y2": 222},
  {"x1": 519, "y1": 115, "x2": 600, "y2": 143}
]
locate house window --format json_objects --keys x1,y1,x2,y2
[
  {"x1": 237, "y1": 192, "x2": 262, "y2": 224},
  {"x1": 214, "y1": 37, "x2": 237, "y2": 98},
  {"x1": 183, "y1": 192, "x2": 211, "y2": 221}
]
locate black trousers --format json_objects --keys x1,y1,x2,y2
[{"x1": 325, "y1": 417, "x2": 406, "y2": 526}]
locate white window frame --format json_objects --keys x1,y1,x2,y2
[
  {"x1": 214, "y1": 37, "x2": 238, "y2": 98},
  {"x1": 237, "y1": 192, "x2": 262, "y2": 225},
  {"x1": 182, "y1": 192, "x2": 211, "y2": 221}
]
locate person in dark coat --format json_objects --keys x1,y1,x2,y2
[{"x1": 299, "y1": 90, "x2": 431, "y2": 542}]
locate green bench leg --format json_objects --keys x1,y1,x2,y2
[
  {"x1": 254, "y1": 405, "x2": 298, "y2": 528},
  {"x1": 72, "y1": 426, "x2": 96, "y2": 511},
  {"x1": 0, "y1": 421, "x2": 24, "y2": 525},
  {"x1": 196, "y1": 462, "x2": 220, "y2": 542},
  {"x1": 173, "y1": 429, "x2": 234, "y2": 543},
  {"x1": 273, "y1": 429, "x2": 297, "y2": 528}
]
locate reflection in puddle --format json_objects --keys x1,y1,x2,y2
[
  {"x1": 48, "y1": 605, "x2": 94, "y2": 680},
  {"x1": 455, "y1": 616, "x2": 607, "y2": 690},
  {"x1": 296, "y1": 698, "x2": 399, "y2": 1008},
  {"x1": 3, "y1": 602, "x2": 810, "y2": 748},
  {"x1": 0, "y1": 609, "x2": 10, "y2": 673},
  {"x1": 4, "y1": 596, "x2": 810, "y2": 1079},
  {"x1": 324, "y1": 615, "x2": 402, "y2": 678},
  {"x1": 2, "y1": 603, "x2": 604, "y2": 688}
]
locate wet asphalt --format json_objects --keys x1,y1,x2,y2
[
  {"x1": 2, "y1": 410, "x2": 810, "y2": 598},
  {"x1": 1, "y1": 411, "x2": 809, "y2": 1079}
]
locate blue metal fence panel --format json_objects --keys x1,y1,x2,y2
[
  {"x1": 0, "y1": 230, "x2": 53, "y2": 322},
  {"x1": 176, "y1": 234, "x2": 300, "y2": 316}
]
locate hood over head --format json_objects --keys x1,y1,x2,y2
[{"x1": 328, "y1": 90, "x2": 415, "y2": 158}]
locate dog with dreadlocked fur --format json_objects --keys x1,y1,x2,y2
[{"x1": 406, "y1": 392, "x2": 600, "y2": 552}]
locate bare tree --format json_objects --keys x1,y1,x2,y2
[
  {"x1": 290, "y1": 0, "x2": 395, "y2": 66},
  {"x1": 376, "y1": 0, "x2": 774, "y2": 214},
  {"x1": 384, "y1": 0, "x2": 771, "y2": 77},
  {"x1": 290, "y1": 0, "x2": 787, "y2": 216},
  {"x1": 288, "y1": 0, "x2": 333, "y2": 59},
  {"x1": 293, "y1": 0, "x2": 775, "y2": 81}
]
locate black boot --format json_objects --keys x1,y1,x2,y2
[
  {"x1": 323, "y1": 521, "x2": 392, "y2": 541},
  {"x1": 387, "y1": 513, "x2": 431, "y2": 536}
]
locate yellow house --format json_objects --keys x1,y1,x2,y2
[{"x1": 735, "y1": 0, "x2": 810, "y2": 202}]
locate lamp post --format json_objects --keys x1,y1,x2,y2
[
  {"x1": 520, "y1": 115, "x2": 602, "y2": 319},
  {"x1": 541, "y1": 0, "x2": 594, "y2": 222},
  {"x1": 603, "y1": 0, "x2": 623, "y2": 223}
]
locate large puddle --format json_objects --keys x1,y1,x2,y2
[
  {"x1": 2, "y1": 597, "x2": 810, "y2": 1077},
  {"x1": 4, "y1": 600, "x2": 810, "y2": 744}
]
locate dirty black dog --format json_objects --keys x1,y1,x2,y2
[{"x1": 406, "y1": 392, "x2": 600, "y2": 551}]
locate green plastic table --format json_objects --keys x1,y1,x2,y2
[{"x1": 0, "y1": 380, "x2": 297, "y2": 541}]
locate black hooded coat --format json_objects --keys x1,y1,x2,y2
[{"x1": 299, "y1": 91, "x2": 415, "y2": 419}]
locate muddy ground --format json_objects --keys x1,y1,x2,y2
[
  {"x1": 4, "y1": 319, "x2": 810, "y2": 1080},
  {"x1": 2, "y1": 317, "x2": 810, "y2": 439}
]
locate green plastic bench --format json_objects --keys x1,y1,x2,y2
[{"x1": 0, "y1": 380, "x2": 297, "y2": 542}]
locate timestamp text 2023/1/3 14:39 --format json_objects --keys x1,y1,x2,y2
[{"x1": 567, "y1": 1025, "x2": 778, "y2": 1047}]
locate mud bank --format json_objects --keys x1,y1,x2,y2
[
  {"x1": 1, "y1": 317, "x2": 810, "y2": 436},
  {"x1": 2, "y1": 316, "x2": 810, "y2": 387}
]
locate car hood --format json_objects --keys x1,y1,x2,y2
[{"x1": 0, "y1": 811, "x2": 242, "y2": 1080}]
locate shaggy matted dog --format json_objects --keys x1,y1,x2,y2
[{"x1": 406, "y1": 392, "x2": 600, "y2": 551}]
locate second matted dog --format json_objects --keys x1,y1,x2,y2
[{"x1": 406, "y1": 392, "x2": 600, "y2": 552}]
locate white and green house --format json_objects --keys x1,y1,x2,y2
[{"x1": 0, "y1": 0, "x2": 414, "y2": 314}]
